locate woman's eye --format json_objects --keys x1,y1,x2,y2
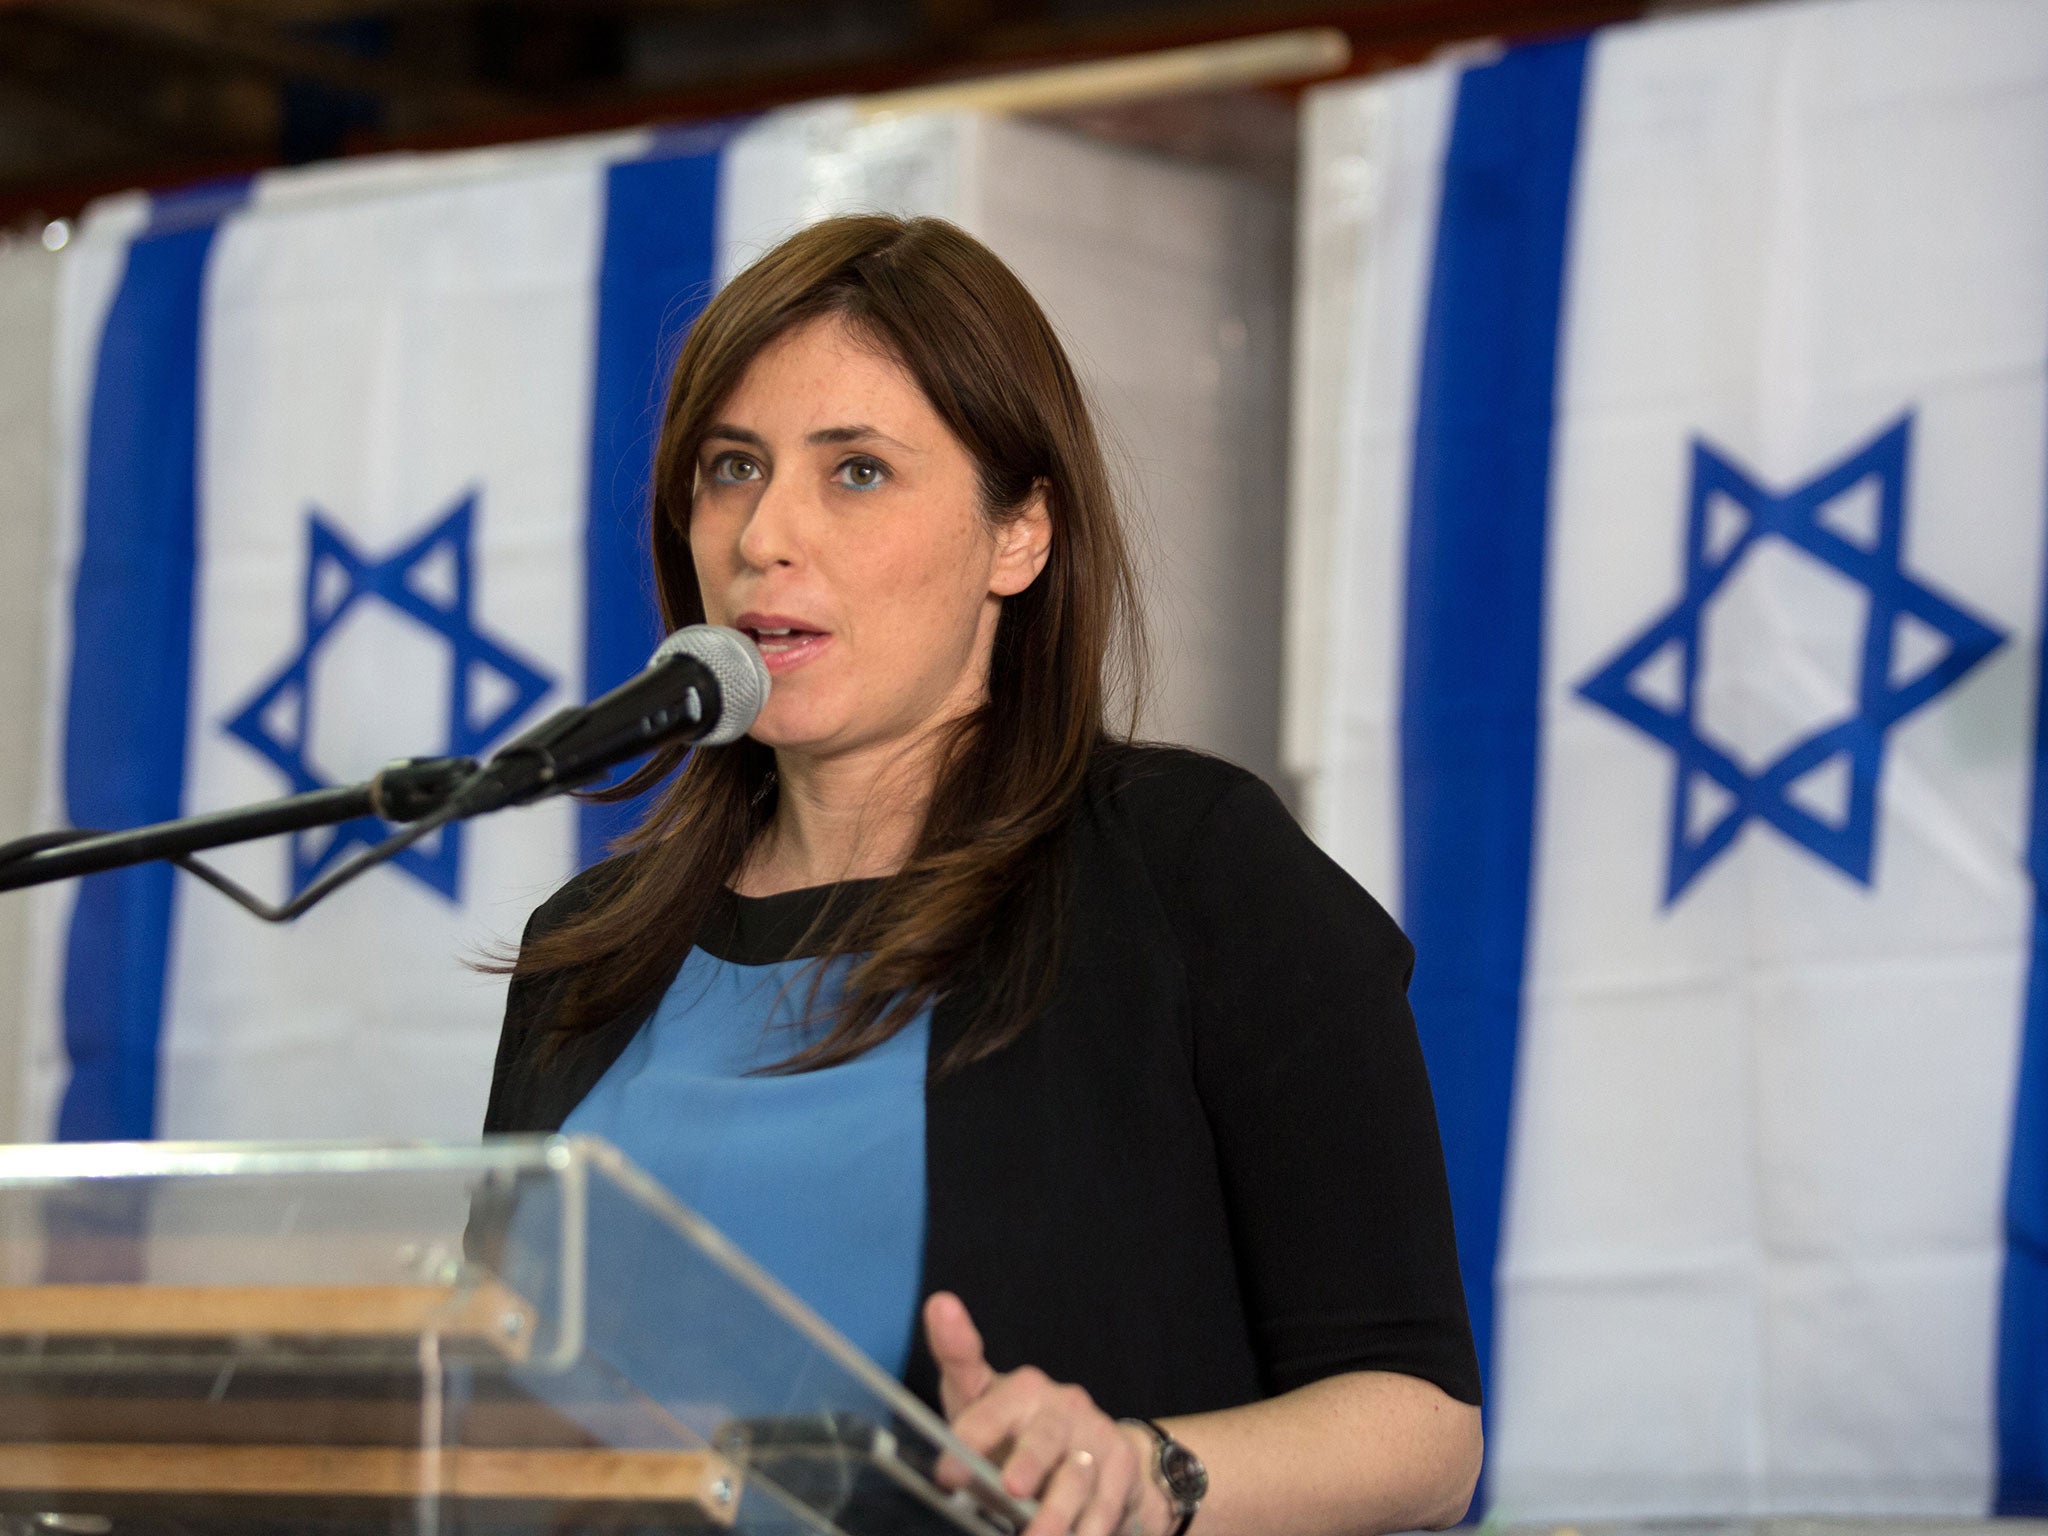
[
  {"x1": 709, "y1": 452, "x2": 761, "y2": 484},
  {"x1": 835, "y1": 457, "x2": 887, "y2": 491}
]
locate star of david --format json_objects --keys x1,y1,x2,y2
[
  {"x1": 222, "y1": 492, "x2": 554, "y2": 901},
  {"x1": 1577, "y1": 414, "x2": 2005, "y2": 903}
]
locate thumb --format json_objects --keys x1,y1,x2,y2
[{"x1": 924, "y1": 1291, "x2": 996, "y2": 1417}]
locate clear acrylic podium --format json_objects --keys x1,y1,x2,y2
[{"x1": 0, "y1": 1136, "x2": 1029, "y2": 1535}]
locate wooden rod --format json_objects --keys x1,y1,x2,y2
[
  {"x1": 854, "y1": 27, "x2": 1351, "y2": 120},
  {"x1": 0, "y1": 1282, "x2": 536, "y2": 1360},
  {"x1": 0, "y1": 1443, "x2": 737, "y2": 1512}
]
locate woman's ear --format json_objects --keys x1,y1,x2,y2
[{"x1": 989, "y1": 483, "x2": 1053, "y2": 597}]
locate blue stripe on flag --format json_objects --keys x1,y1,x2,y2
[
  {"x1": 579, "y1": 138, "x2": 727, "y2": 868},
  {"x1": 1997, "y1": 529, "x2": 2048, "y2": 1514},
  {"x1": 1399, "y1": 34, "x2": 1589, "y2": 1453},
  {"x1": 58, "y1": 182, "x2": 248, "y2": 1141}
]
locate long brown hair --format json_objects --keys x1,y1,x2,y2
[{"x1": 512, "y1": 213, "x2": 1144, "y2": 1073}]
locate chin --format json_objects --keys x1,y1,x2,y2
[{"x1": 745, "y1": 703, "x2": 847, "y2": 755}]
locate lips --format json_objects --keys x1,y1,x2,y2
[{"x1": 733, "y1": 612, "x2": 831, "y2": 674}]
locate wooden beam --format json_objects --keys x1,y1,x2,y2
[
  {"x1": 856, "y1": 26, "x2": 1350, "y2": 119},
  {"x1": 0, "y1": 1281, "x2": 537, "y2": 1360},
  {"x1": 25, "y1": 0, "x2": 522, "y2": 120},
  {"x1": 0, "y1": 1443, "x2": 739, "y2": 1510},
  {"x1": 0, "y1": 10, "x2": 275, "y2": 153}
]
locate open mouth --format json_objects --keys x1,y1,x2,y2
[
  {"x1": 742, "y1": 624, "x2": 824, "y2": 652},
  {"x1": 735, "y1": 617, "x2": 831, "y2": 670}
]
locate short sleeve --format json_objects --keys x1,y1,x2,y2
[
  {"x1": 482, "y1": 855, "x2": 632, "y2": 1136},
  {"x1": 1161, "y1": 775, "x2": 1482, "y2": 1406},
  {"x1": 482, "y1": 901, "x2": 558, "y2": 1135}
]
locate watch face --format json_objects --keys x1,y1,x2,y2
[{"x1": 1160, "y1": 1440, "x2": 1209, "y2": 1504}]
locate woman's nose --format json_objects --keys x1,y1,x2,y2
[{"x1": 736, "y1": 478, "x2": 801, "y2": 570}]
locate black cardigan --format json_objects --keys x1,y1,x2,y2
[{"x1": 484, "y1": 744, "x2": 1482, "y2": 1418}]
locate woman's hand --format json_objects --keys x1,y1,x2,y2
[{"x1": 924, "y1": 1291, "x2": 1170, "y2": 1536}]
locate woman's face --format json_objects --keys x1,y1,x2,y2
[{"x1": 688, "y1": 314, "x2": 1050, "y2": 762}]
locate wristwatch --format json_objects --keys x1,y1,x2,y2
[{"x1": 1123, "y1": 1417, "x2": 1207, "y2": 1536}]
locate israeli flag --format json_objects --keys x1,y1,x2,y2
[
  {"x1": 27, "y1": 109, "x2": 994, "y2": 1145},
  {"x1": 29, "y1": 99, "x2": 1287, "y2": 1158},
  {"x1": 28, "y1": 125, "x2": 743, "y2": 1146},
  {"x1": 1289, "y1": 0, "x2": 2047, "y2": 1517}
]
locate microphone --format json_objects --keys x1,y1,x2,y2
[
  {"x1": 0, "y1": 626, "x2": 769, "y2": 912},
  {"x1": 456, "y1": 624, "x2": 770, "y2": 812}
]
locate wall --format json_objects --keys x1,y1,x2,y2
[
  {"x1": 969, "y1": 116, "x2": 1293, "y2": 787},
  {"x1": 0, "y1": 238, "x2": 57, "y2": 1144}
]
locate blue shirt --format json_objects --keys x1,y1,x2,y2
[{"x1": 561, "y1": 887, "x2": 929, "y2": 1377}]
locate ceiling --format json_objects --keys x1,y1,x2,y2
[{"x1": 0, "y1": 0, "x2": 1701, "y2": 228}]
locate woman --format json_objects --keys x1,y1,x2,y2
[{"x1": 485, "y1": 213, "x2": 1482, "y2": 1536}]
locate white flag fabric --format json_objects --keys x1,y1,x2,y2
[
  {"x1": 1289, "y1": 0, "x2": 2046, "y2": 1517},
  {"x1": 30, "y1": 126, "x2": 732, "y2": 1146},
  {"x1": 26, "y1": 109, "x2": 1290, "y2": 1151}
]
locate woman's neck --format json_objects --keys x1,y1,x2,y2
[{"x1": 733, "y1": 737, "x2": 938, "y2": 896}]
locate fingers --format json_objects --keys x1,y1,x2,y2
[
  {"x1": 1073, "y1": 1429, "x2": 1143, "y2": 1536},
  {"x1": 1021, "y1": 1445, "x2": 1099, "y2": 1536},
  {"x1": 923, "y1": 1312, "x2": 1147, "y2": 1536},
  {"x1": 946, "y1": 1364, "x2": 1052, "y2": 1488},
  {"x1": 947, "y1": 1369, "x2": 1142, "y2": 1536},
  {"x1": 924, "y1": 1291, "x2": 997, "y2": 1418},
  {"x1": 1016, "y1": 1415, "x2": 1143, "y2": 1536},
  {"x1": 997, "y1": 1379, "x2": 1086, "y2": 1498}
]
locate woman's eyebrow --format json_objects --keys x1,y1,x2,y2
[
  {"x1": 808, "y1": 424, "x2": 918, "y2": 453},
  {"x1": 703, "y1": 422, "x2": 918, "y2": 453}
]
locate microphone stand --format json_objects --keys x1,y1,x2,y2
[
  {"x1": 0, "y1": 632, "x2": 747, "y2": 919},
  {"x1": 0, "y1": 757, "x2": 481, "y2": 912}
]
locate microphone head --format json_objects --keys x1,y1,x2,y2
[{"x1": 648, "y1": 625, "x2": 771, "y2": 746}]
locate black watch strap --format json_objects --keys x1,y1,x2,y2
[{"x1": 1123, "y1": 1417, "x2": 1206, "y2": 1536}]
